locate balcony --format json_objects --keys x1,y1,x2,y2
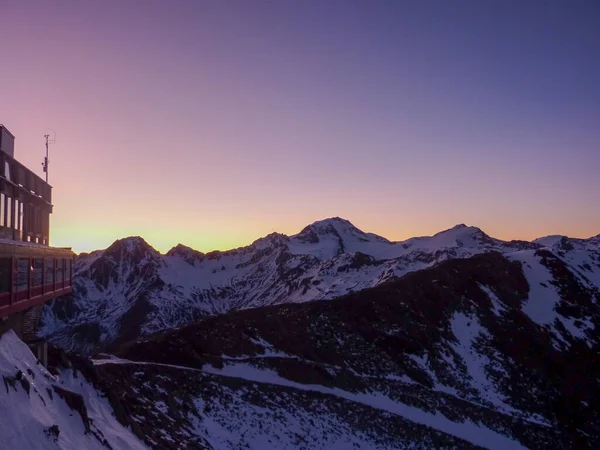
[{"x1": 0, "y1": 243, "x2": 73, "y2": 318}]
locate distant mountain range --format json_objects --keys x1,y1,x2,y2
[
  {"x1": 39, "y1": 217, "x2": 600, "y2": 355},
  {"x1": 18, "y1": 217, "x2": 599, "y2": 448}
]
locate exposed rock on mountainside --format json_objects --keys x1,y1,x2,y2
[
  {"x1": 39, "y1": 218, "x2": 600, "y2": 355},
  {"x1": 34, "y1": 251, "x2": 596, "y2": 449}
]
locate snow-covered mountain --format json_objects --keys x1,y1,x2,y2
[
  {"x1": 38, "y1": 218, "x2": 600, "y2": 354},
  {"x1": 5, "y1": 218, "x2": 599, "y2": 449},
  {"x1": 25, "y1": 249, "x2": 600, "y2": 449}
]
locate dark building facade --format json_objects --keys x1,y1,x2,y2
[
  {"x1": 0, "y1": 124, "x2": 52, "y2": 244},
  {"x1": 0, "y1": 125, "x2": 73, "y2": 345}
]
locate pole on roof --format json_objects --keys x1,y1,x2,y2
[
  {"x1": 43, "y1": 135, "x2": 49, "y2": 183},
  {"x1": 42, "y1": 130, "x2": 55, "y2": 184}
]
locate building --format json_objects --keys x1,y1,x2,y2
[{"x1": 0, "y1": 125, "x2": 73, "y2": 361}]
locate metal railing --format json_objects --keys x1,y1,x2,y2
[{"x1": 0, "y1": 151, "x2": 52, "y2": 204}]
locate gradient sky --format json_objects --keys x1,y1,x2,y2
[{"x1": 1, "y1": 0, "x2": 599, "y2": 254}]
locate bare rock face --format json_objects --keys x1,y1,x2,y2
[{"x1": 52, "y1": 386, "x2": 91, "y2": 433}]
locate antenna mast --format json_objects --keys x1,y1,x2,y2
[{"x1": 42, "y1": 129, "x2": 55, "y2": 183}]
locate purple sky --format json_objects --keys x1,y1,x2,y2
[{"x1": 1, "y1": 0, "x2": 599, "y2": 253}]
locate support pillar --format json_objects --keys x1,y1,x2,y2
[{"x1": 36, "y1": 341, "x2": 48, "y2": 367}]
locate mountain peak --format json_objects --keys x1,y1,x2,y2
[
  {"x1": 295, "y1": 217, "x2": 368, "y2": 246},
  {"x1": 533, "y1": 233, "x2": 600, "y2": 252},
  {"x1": 431, "y1": 224, "x2": 496, "y2": 247},
  {"x1": 251, "y1": 232, "x2": 289, "y2": 249},
  {"x1": 289, "y1": 217, "x2": 394, "y2": 259},
  {"x1": 107, "y1": 236, "x2": 154, "y2": 251},
  {"x1": 166, "y1": 243, "x2": 205, "y2": 258},
  {"x1": 313, "y1": 216, "x2": 354, "y2": 226},
  {"x1": 104, "y1": 236, "x2": 160, "y2": 259},
  {"x1": 299, "y1": 217, "x2": 364, "y2": 235}
]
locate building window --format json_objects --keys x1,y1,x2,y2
[
  {"x1": 65, "y1": 258, "x2": 71, "y2": 281},
  {"x1": 13, "y1": 200, "x2": 18, "y2": 230},
  {"x1": 0, "y1": 258, "x2": 10, "y2": 293},
  {"x1": 56, "y1": 258, "x2": 64, "y2": 283},
  {"x1": 16, "y1": 258, "x2": 28, "y2": 291},
  {"x1": 32, "y1": 258, "x2": 43, "y2": 286},
  {"x1": 27, "y1": 204, "x2": 33, "y2": 235},
  {"x1": 6, "y1": 197, "x2": 11, "y2": 228},
  {"x1": 18, "y1": 202, "x2": 23, "y2": 240},
  {"x1": 0, "y1": 193, "x2": 4, "y2": 227},
  {"x1": 45, "y1": 258, "x2": 54, "y2": 284}
]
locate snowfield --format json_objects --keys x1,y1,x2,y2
[{"x1": 0, "y1": 330, "x2": 147, "y2": 450}]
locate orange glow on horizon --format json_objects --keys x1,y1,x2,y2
[
  {"x1": 49, "y1": 211, "x2": 600, "y2": 255},
  {"x1": 2, "y1": 2, "x2": 599, "y2": 255}
]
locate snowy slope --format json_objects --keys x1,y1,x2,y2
[
  {"x1": 105, "y1": 250, "x2": 598, "y2": 449},
  {"x1": 20, "y1": 236, "x2": 600, "y2": 449},
  {"x1": 0, "y1": 330, "x2": 147, "y2": 450},
  {"x1": 39, "y1": 217, "x2": 600, "y2": 354},
  {"x1": 507, "y1": 248, "x2": 599, "y2": 349}
]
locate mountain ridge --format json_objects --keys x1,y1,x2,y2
[
  {"x1": 39, "y1": 217, "x2": 600, "y2": 354},
  {"x1": 73, "y1": 217, "x2": 600, "y2": 260},
  {"x1": 27, "y1": 217, "x2": 600, "y2": 448}
]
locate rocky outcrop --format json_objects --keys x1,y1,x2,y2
[{"x1": 52, "y1": 387, "x2": 91, "y2": 433}]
